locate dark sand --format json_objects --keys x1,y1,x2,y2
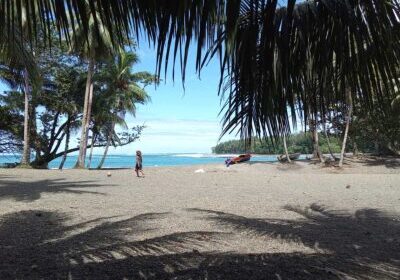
[{"x1": 0, "y1": 157, "x2": 399, "y2": 279}]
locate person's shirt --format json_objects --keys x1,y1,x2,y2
[{"x1": 136, "y1": 155, "x2": 142, "y2": 165}]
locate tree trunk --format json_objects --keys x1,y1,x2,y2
[
  {"x1": 339, "y1": 92, "x2": 353, "y2": 167},
  {"x1": 30, "y1": 158, "x2": 49, "y2": 169},
  {"x1": 59, "y1": 118, "x2": 71, "y2": 170},
  {"x1": 373, "y1": 129, "x2": 381, "y2": 155},
  {"x1": 97, "y1": 123, "x2": 114, "y2": 169},
  {"x1": 97, "y1": 138, "x2": 111, "y2": 169},
  {"x1": 20, "y1": 68, "x2": 31, "y2": 166},
  {"x1": 87, "y1": 133, "x2": 97, "y2": 169},
  {"x1": 75, "y1": 58, "x2": 95, "y2": 168},
  {"x1": 313, "y1": 128, "x2": 325, "y2": 163},
  {"x1": 352, "y1": 138, "x2": 359, "y2": 156},
  {"x1": 283, "y1": 133, "x2": 291, "y2": 163},
  {"x1": 310, "y1": 117, "x2": 324, "y2": 163},
  {"x1": 323, "y1": 124, "x2": 337, "y2": 160},
  {"x1": 31, "y1": 105, "x2": 40, "y2": 163}
]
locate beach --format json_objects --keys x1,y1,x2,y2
[{"x1": 0, "y1": 157, "x2": 399, "y2": 279}]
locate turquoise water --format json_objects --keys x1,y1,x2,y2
[{"x1": 0, "y1": 153, "x2": 290, "y2": 169}]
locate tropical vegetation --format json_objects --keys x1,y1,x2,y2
[
  {"x1": 0, "y1": 1, "x2": 399, "y2": 168},
  {"x1": 0, "y1": 25, "x2": 155, "y2": 168},
  {"x1": 213, "y1": 133, "x2": 343, "y2": 155}
]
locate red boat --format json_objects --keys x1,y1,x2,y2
[{"x1": 225, "y1": 154, "x2": 251, "y2": 166}]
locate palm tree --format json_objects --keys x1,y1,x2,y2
[
  {"x1": 0, "y1": 28, "x2": 39, "y2": 166},
  {"x1": 339, "y1": 91, "x2": 353, "y2": 167},
  {"x1": 94, "y1": 50, "x2": 153, "y2": 169},
  {"x1": 70, "y1": 1, "x2": 116, "y2": 168}
]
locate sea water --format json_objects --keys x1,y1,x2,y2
[{"x1": 0, "y1": 153, "x2": 298, "y2": 169}]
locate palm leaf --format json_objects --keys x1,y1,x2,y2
[
  {"x1": 217, "y1": 0, "x2": 400, "y2": 140},
  {"x1": 1, "y1": 0, "x2": 399, "y2": 141}
]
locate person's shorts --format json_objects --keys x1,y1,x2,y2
[{"x1": 135, "y1": 163, "x2": 142, "y2": 170}]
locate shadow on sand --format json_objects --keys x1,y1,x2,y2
[
  {"x1": 0, "y1": 178, "x2": 107, "y2": 202},
  {"x1": 361, "y1": 156, "x2": 400, "y2": 169},
  {"x1": 0, "y1": 203, "x2": 399, "y2": 279}
]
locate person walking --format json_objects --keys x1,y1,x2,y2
[{"x1": 135, "y1": 150, "x2": 144, "y2": 177}]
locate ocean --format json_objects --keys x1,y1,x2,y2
[{"x1": 0, "y1": 153, "x2": 295, "y2": 169}]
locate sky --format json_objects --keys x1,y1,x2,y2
[
  {"x1": 0, "y1": 41, "x2": 235, "y2": 155},
  {"x1": 123, "y1": 43, "x2": 235, "y2": 154}
]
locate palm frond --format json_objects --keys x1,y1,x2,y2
[{"x1": 218, "y1": 0, "x2": 400, "y2": 140}]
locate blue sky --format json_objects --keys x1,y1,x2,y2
[{"x1": 124, "y1": 43, "x2": 234, "y2": 154}]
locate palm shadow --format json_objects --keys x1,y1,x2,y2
[
  {"x1": 0, "y1": 210, "x2": 225, "y2": 279},
  {"x1": 1, "y1": 205, "x2": 399, "y2": 279},
  {"x1": 361, "y1": 156, "x2": 400, "y2": 169},
  {"x1": 187, "y1": 205, "x2": 400, "y2": 279},
  {"x1": 0, "y1": 178, "x2": 107, "y2": 202}
]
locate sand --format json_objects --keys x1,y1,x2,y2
[{"x1": 0, "y1": 157, "x2": 399, "y2": 279}]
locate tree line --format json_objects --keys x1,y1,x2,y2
[
  {"x1": 214, "y1": 98, "x2": 400, "y2": 160},
  {"x1": 213, "y1": 133, "x2": 342, "y2": 155}
]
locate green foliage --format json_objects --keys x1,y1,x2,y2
[
  {"x1": 90, "y1": 49, "x2": 155, "y2": 148},
  {"x1": 349, "y1": 94, "x2": 400, "y2": 155},
  {"x1": 1, "y1": 44, "x2": 153, "y2": 167},
  {"x1": 0, "y1": 98, "x2": 24, "y2": 153},
  {"x1": 212, "y1": 133, "x2": 343, "y2": 155}
]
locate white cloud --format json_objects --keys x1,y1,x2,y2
[{"x1": 111, "y1": 118, "x2": 234, "y2": 154}]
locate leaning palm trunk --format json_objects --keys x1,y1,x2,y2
[
  {"x1": 20, "y1": 68, "x2": 31, "y2": 166},
  {"x1": 97, "y1": 123, "x2": 114, "y2": 169},
  {"x1": 339, "y1": 93, "x2": 353, "y2": 167},
  {"x1": 87, "y1": 133, "x2": 97, "y2": 169},
  {"x1": 75, "y1": 58, "x2": 95, "y2": 168},
  {"x1": 59, "y1": 118, "x2": 71, "y2": 170},
  {"x1": 283, "y1": 133, "x2": 291, "y2": 163},
  {"x1": 323, "y1": 123, "x2": 337, "y2": 160}
]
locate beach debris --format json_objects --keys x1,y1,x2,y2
[
  {"x1": 195, "y1": 169, "x2": 205, "y2": 173},
  {"x1": 107, "y1": 172, "x2": 112, "y2": 177},
  {"x1": 346, "y1": 184, "x2": 351, "y2": 189}
]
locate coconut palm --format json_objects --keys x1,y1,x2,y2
[
  {"x1": 0, "y1": 27, "x2": 39, "y2": 166},
  {"x1": 69, "y1": 1, "x2": 116, "y2": 169},
  {"x1": 93, "y1": 50, "x2": 153, "y2": 169}
]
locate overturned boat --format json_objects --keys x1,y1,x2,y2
[{"x1": 225, "y1": 154, "x2": 252, "y2": 166}]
